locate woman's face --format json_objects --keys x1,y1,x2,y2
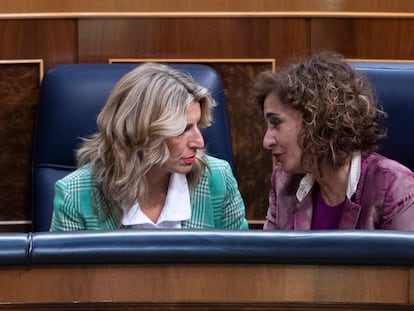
[
  {"x1": 163, "y1": 101, "x2": 205, "y2": 175},
  {"x1": 262, "y1": 91, "x2": 304, "y2": 174}
]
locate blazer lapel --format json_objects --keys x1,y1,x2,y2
[
  {"x1": 181, "y1": 176, "x2": 215, "y2": 229},
  {"x1": 339, "y1": 199, "x2": 362, "y2": 229},
  {"x1": 294, "y1": 193, "x2": 313, "y2": 230}
]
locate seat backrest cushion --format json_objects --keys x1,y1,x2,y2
[
  {"x1": 32, "y1": 63, "x2": 232, "y2": 232},
  {"x1": 350, "y1": 61, "x2": 414, "y2": 172}
]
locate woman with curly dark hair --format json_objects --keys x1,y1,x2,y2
[{"x1": 252, "y1": 51, "x2": 414, "y2": 230}]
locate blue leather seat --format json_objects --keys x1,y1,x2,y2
[
  {"x1": 350, "y1": 61, "x2": 414, "y2": 171},
  {"x1": 32, "y1": 63, "x2": 233, "y2": 232}
]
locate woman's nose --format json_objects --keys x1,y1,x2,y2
[
  {"x1": 190, "y1": 128, "x2": 205, "y2": 149},
  {"x1": 263, "y1": 129, "x2": 276, "y2": 150}
]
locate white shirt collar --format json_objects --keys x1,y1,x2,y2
[
  {"x1": 121, "y1": 173, "x2": 191, "y2": 228},
  {"x1": 296, "y1": 151, "x2": 361, "y2": 202}
]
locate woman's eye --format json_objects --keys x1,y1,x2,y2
[
  {"x1": 270, "y1": 118, "x2": 282, "y2": 127},
  {"x1": 178, "y1": 125, "x2": 192, "y2": 136}
]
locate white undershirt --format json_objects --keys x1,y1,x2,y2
[
  {"x1": 121, "y1": 173, "x2": 191, "y2": 229},
  {"x1": 296, "y1": 151, "x2": 361, "y2": 202}
]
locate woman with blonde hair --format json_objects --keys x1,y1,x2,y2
[{"x1": 50, "y1": 63, "x2": 247, "y2": 230}]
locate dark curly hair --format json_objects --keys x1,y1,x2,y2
[{"x1": 252, "y1": 51, "x2": 387, "y2": 172}]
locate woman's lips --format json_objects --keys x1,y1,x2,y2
[
  {"x1": 273, "y1": 153, "x2": 283, "y2": 165},
  {"x1": 183, "y1": 155, "x2": 196, "y2": 164}
]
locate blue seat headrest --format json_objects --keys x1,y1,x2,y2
[{"x1": 350, "y1": 61, "x2": 414, "y2": 171}]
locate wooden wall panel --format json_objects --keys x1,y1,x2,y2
[
  {"x1": 0, "y1": 264, "x2": 409, "y2": 305},
  {"x1": 0, "y1": 62, "x2": 40, "y2": 224},
  {"x1": 207, "y1": 62, "x2": 273, "y2": 221},
  {"x1": 310, "y1": 18, "x2": 414, "y2": 59},
  {"x1": 0, "y1": 19, "x2": 78, "y2": 70},
  {"x1": 78, "y1": 18, "x2": 307, "y2": 62}
]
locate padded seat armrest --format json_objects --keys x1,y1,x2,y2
[
  {"x1": 0, "y1": 233, "x2": 30, "y2": 266},
  {"x1": 30, "y1": 230, "x2": 414, "y2": 266}
]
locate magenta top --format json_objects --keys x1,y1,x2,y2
[{"x1": 311, "y1": 190, "x2": 345, "y2": 230}]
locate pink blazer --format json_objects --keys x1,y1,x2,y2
[{"x1": 264, "y1": 153, "x2": 414, "y2": 231}]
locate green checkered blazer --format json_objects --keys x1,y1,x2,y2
[{"x1": 50, "y1": 155, "x2": 248, "y2": 231}]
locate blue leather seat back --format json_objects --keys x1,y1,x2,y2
[
  {"x1": 32, "y1": 63, "x2": 233, "y2": 232},
  {"x1": 350, "y1": 62, "x2": 414, "y2": 171}
]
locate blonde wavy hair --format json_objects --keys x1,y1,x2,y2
[
  {"x1": 77, "y1": 63, "x2": 214, "y2": 213},
  {"x1": 252, "y1": 51, "x2": 386, "y2": 173}
]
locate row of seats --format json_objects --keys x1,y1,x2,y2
[
  {"x1": 30, "y1": 61, "x2": 414, "y2": 232},
  {"x1": 2, "y1": 230, "x2": 414, "y2": 266}
]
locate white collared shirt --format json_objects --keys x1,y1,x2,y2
[
  {"x1": 121, "y1": 173, "x2": 191, "y2": 229},
  {"x1": 296, "y1": 151, "x2": 361, "y2": 202}
]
